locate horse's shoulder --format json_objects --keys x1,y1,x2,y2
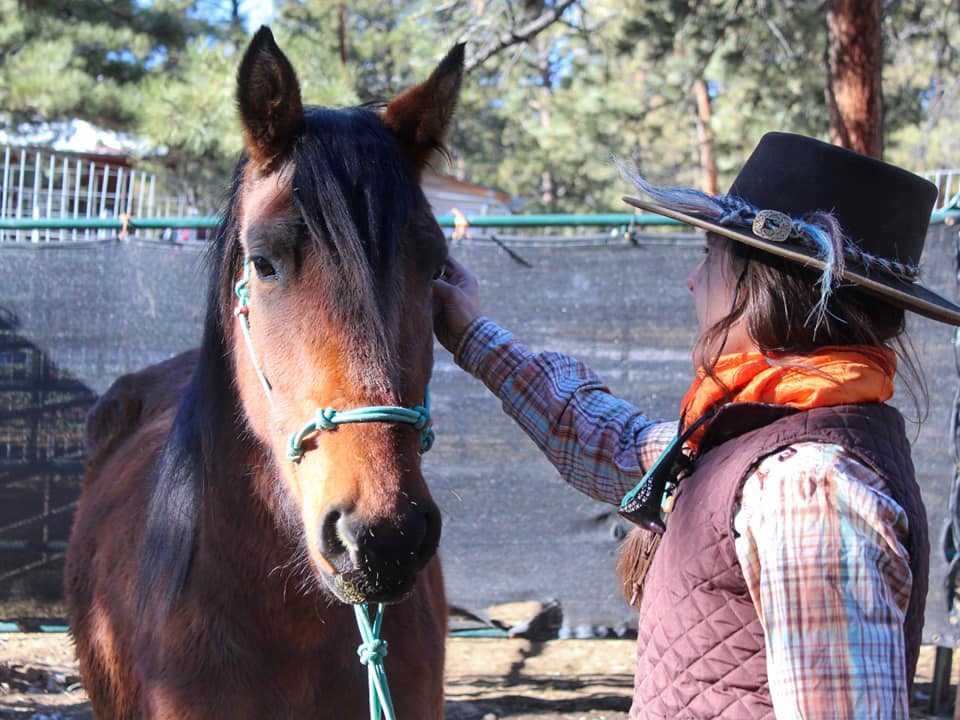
[{"x1": 84, "y1": 348, "x2": 200, "y2": 462}]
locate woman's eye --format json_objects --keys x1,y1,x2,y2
[
  {"x1": 252, "y1": 256, "x2": 277, "y2": 279},
  {"x1": 432, "y1": 262, "x2": 446, "y2": 280},
  {"x1": 701, "y1": 245, "x2": 710, "y2": 255}
]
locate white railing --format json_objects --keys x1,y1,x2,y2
[
  {"x1": 923, "y1": 169, "x2": 960, "y2": 212},
  {"x1": 0, "y1": 146, "x2": 195, "y2": 243}
]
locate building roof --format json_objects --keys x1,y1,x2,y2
[{"x1": 421, "y1": 172, "x2": 511, "y2": 205}]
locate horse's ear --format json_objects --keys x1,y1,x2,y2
[
  {"x1": 236, "y1": 26, "x2": 305, "y2": 171},
  {"x1": 383, "y1": 43, "x2": 465, "y2": 176}
]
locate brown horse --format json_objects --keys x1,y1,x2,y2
[{"x1": 64, "y1": 27, "x2": 461, "y2": 719}]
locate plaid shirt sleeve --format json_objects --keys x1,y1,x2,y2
[
  {"x1": 455, "y1": 317, "x2": 677, "y2": 506},
  {"x1": 733, "y1": 443, "x2": 914, "y2": 719}
]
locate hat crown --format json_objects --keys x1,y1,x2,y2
[{"x1": 727, "y1": 133, "x2": 938, "y2": 267}]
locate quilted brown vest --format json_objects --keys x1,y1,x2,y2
[{"x1": 630, "y1": 403, "x2": 928, "y2": 719}]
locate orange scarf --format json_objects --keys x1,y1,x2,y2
[{"x1": 680, "y1": 346, "x2": 897, "y2": 453}]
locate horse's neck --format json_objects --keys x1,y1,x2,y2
[{"x1": 194, "y1": 439, "x2": 324, "y2": 618}]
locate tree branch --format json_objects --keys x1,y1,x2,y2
[{"x1": 465, "y1": 0, "x2": 580, "y2": 73}]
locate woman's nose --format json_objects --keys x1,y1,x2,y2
[{"x1": 686, "y1": 258, "x2": 704, "y2": 293}]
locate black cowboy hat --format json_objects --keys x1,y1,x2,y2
[{"x1": 623, "y1": 132, "x2": 960, "y2": 326}]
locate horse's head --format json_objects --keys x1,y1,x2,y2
[{"x1": 225, "y1": 27, "x2": 461, "y2": 604}]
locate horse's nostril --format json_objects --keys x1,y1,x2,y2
[
  {"x1": 320, "y1": 506, "x2": 349, "y2": 562},
  {"x1": 336, "y1": 514, "x2": 360, "y2": 554},
  {"x1": 416, "y1": 506, "x2": 442, "y2": 568}
]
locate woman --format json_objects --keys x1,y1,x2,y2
[{"x1": 432, "y1": 133, "x2": 960, "y2": 719}]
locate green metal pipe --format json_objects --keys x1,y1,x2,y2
[
  {"x1": 3, "y1": 208, "x2": 955, "y2": 231},
  {"x1": 0, "y1": 213, "x2": 680, "y2": 231},
  {"x1": 0, "y1": 540, "x2": 69, "y2": 551},
  {"x1": 931, "y1": 208, "x2": 960, "y2": 226},
  {"x1": 447, "y1": 627, "x2": 511, "y2": 638},
  {"x1": 434, "y1": 213, "x2": 681, "y2": 228},
  {"x1": 0, "y1": 216, "x2": 221, "y2": 230},
  {"x1": 0, "y1": 621, "x2": 70, "y2": 633}
]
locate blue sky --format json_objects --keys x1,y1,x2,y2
[{"x1": 240, "y1": 0, "x2": 276, "y2": 31}]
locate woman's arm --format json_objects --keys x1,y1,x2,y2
[
  {"x1": 734, "y1": 443, "x2": 913, "y2": 719},
  {"x1": 433, "y1": 255, "x2": 674, "y2": 504},
  {"x1": 452, "y1": 316, "x2": 675, "y2": 505}
]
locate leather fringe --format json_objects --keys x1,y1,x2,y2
[{"x1": 616, "y1": 527, "x2": 663, "y2": 609}]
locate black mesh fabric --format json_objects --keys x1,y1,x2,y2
[{"x1": 0, "y1": 227, "x2": 957, "y2": 643}]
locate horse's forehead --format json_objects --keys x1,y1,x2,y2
[{"x1": 239, "y1": 168, "x2": 295, "y2": 234}]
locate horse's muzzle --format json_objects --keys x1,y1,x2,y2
[{"x1": 316, "y1": 501, "x2": 442, "y2": 604}]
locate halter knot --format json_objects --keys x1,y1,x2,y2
[
  {"x1": 411, "y1": 406, "x2": 429, "y2": 430},
  {"x1": 357, "y1": 638, "x2": 388, "y2": 665},
  {"x1": 414, "y1": 408, "x2": 435, "y2": 453},
  {"x1": 316, "y1": 407, "x2": 338, "y2": 431},
  {"x1": 353, "y1": 603, "x2": 396, "y2": 719},
  {"x1": 235, "y1": 275, "x2": 250, "y2": 304}
]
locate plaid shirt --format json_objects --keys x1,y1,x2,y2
[{"x1": 456, "y1": 317, "x2": 913, "y2": 719}]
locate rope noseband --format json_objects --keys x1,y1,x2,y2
[
  {"x1": 234, "y1": 256, "x2": 434, "y2": 720},
  {"x1": 288, "y1": 398, "x2": 434, "y2": 462}
]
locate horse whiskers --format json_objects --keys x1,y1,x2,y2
[
  {"x1": 266, "y1": 548, "x2": 302, "y2": 579},
  {"x1": 296, "y1": 572, "x2": 326, "y2": 599}
]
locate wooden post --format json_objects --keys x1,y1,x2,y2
[{"x1": 929, "y1": 646, "x2": 953, "y2": 715}]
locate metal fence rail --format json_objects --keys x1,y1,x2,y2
[
  {"x1": 0, "y1": 146, "x2": 201, "y2": 243},
  {"x1": 923, "y1": 169, "x2": 960, "y2": 212},
  {"x1": 0, "y1": 207, "x2": 957, "y2": 239}
]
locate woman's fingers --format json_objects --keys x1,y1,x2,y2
[{"x1": 432, "y1": 256, "x2": 482, "y2": 353}]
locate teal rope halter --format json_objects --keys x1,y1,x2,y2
[
  {"x1": 234, "y1": 259, "x2": 272, "y2": 397},
  {"x1": 288, "y1": 392, "x2": 434, "y2": 462},
  {"x1": 234, "y1": 256, "x2": 435, "y2": 720}
]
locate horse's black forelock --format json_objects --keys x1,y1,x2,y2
[
  {"x1": 295, "y1": 107, "x2": 423, "y2": 275},
  {"x1": 292, "y1": 107, "x2": 427, "y2": 372}
]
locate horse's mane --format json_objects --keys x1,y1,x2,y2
[{"x1": 138, "y1": 106, "x2": 430, "y2": 613}]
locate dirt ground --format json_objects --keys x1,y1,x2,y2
[
  {"x1": 1, "y1": 630, "x2": 959, "y2": 719},
  {"x1": 0, "y1": 632, "x2": 635, "y2": 720}
]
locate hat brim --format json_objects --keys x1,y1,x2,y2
[{"x1": 623, "y1": 195, "x2": 960, "y2": 326}]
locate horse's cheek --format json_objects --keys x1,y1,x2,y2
[
  {"x1": 284, "y1": 454, "x2": 330, "y2": 553},
  {"x1": 280, "y1": 462, "x2": 305, "y2": 511}
]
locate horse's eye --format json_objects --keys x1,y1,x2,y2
[{"x1": 251, "y1": 256, "x2": 277, "y2": 280}]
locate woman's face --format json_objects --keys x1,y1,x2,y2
[{"x1": 686, "y1": 233, "x2": 754, "y2": 355}]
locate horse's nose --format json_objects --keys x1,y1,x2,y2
[{"x1": 320, "y1": 500, "x2": 442, "y2": 577}]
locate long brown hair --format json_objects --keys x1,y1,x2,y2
[
  {"x1": 693, "y1": 232, "x2": 927, "y2": 420},
  {"x1": 618, "y1": 231, "x2": 927, "y2": 608}
]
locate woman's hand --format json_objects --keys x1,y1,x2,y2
[{"x1": 432, "y1": 255, "x2": 482, "y2": 354}]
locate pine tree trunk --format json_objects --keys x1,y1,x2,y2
[
  {"x1": 538, "y1": 38, "x2": 555, "y2": 208},
  {"x1": 338, "y1": 4, "x2": 348, "y2": 65},
  {"x1": 826, "y1": 0, "x2": 884, "y2": 158},
  {"x1": 693, "y1": 77, "x2": 718, "y2": 195}
]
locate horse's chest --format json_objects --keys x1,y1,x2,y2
[{"x1": 148, "y1": 643, "x2": 371, "y2": 718}]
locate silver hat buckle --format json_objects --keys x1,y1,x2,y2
[{"x1": 751, "y1": 209, "x2": 793, "y2": 243}]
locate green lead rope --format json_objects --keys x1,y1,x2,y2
[{"x1": 354, "y1": 603, "x2": 397, "y2": 720}]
